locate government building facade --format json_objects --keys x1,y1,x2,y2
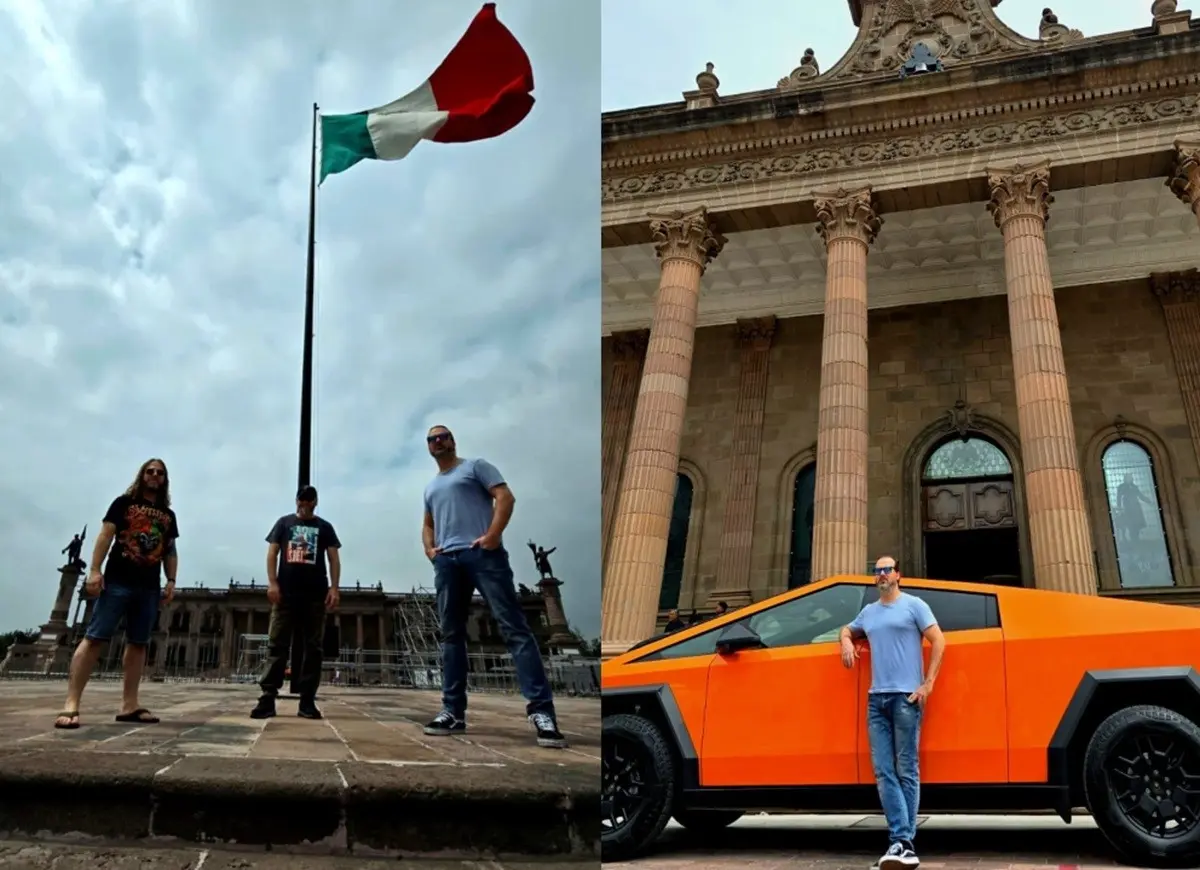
[{"x1": 600, "y1": 0, "x2": 1200, "y2": 654}]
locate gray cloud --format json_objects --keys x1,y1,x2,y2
[{"x1": 0, "y1": 0, "x2": 601, "y2": 638}]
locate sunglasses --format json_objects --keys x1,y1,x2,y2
[
  {"x1": 426, "y1": 433, "x2": 452, "y2": 444},
  {"x1": 145, "y1": 468, "x2": 166, "y2": 478},
  {"x1": 874, "y1": 565, "x2": 896, "y2": 576}
]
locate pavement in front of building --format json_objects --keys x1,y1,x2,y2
[
  {"x1": 622, "y1": 813, "x2": 1146, "y2": 869},
  {"x1": 0, "y1": 680, "x2": 599, "y2": 858}
]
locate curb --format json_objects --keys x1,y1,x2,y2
[{"x1": 0, "y1": 749, "x2": 599, "y2": 857}]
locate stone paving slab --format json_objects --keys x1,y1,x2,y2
[{"x1": 0, "y1": 681, "x2": 599, "y2": 857}]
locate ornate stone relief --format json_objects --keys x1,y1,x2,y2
[
  {"x1": 1037, "y1": 8, "x2": 1082, "y2": 45},
  {"x1": 778, "y1": 49, "x2": 820, "y2": 90},
  {"x1": 944, "y1": 398, "x2": 976, "y2": 440},
  {"x1": 648, "y1": 208, "x2": 726, "y2": 271},
  {"x1": 986, "y1": 160, "x2": 1053, "y2": 227},
  {"x1": 823, "y1": 0, "x2": 1039, "y2": 81},
  {"x1": 1150, "y1": 269, "x2": 1200, "y2": 305},
  {"x1": 611, "y1": 329, "x2": 650, "y2": 360},
  {"x1": 814, "y1": 188, "x2": 883, "y2": 246},
  {"x1": 735, "y1": 316, "x2": 777, "y2": 349},
  {"x1": 601, "y1": 94, "x2": 1199, "y2": 202},
  {"x1": 1167, "y1": 138, "x2": 1200, "y2": 209}
]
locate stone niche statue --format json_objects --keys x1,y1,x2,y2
[{"x1": 527, "y1": 541, "x2": 557, "y2": 581}]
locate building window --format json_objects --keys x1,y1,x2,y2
[
  {"x1": 788, "y1": 464, "x2": 817, "y2": 588},
  {"x1": 660, "y1": 473, "x2": 693, "y2": 611},
  {"x1": 1102, "y1": 440, "x2": 1174, "y2": 589},
  {"x1": 923, "y1": 437, "x2": 1013, "y2": 481}
]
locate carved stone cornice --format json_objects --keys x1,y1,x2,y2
[
  {"x1": 1167, "y1": 138, "x2": 1200, "y2": 209},
  {"x1": 611, "y1": 329, "x2": 650, "y2": 361},
  {"x1": 736, "y1": 316, "x2": 777, "y2": 350},
  {"x1": 648, "y1": 208, "x2": 726, "y2": 271},
  {"x1": 986, "y1": 161, "x2": 1053, "y2": 229},
  {"x1": 602, "y1": 92, "x2": 1200, "y2": 203},
  {"x1": 814, "y1": 188, "x2": 882, "y2": 247},
  {"x1": 1150, "y1": 269, "x2": 1200, "y2": 305}
]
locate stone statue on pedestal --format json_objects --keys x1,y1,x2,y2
[
  {"x1": 61, "y1": 525, "x2": 87, "y2": 573},
  {"x1": 527, "y1": 540, "x2": 557, "y2": 581}
]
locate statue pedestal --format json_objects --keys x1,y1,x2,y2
[
  {"x1": 25, "y1": 565, "x2": 83, "y2": 674},
  {"x1": 536, "y1": 576, "x2": 578, "y2": 651}
]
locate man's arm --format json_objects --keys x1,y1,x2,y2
[
  {"x1": 163, "y1": 539, "x2": 179, "y2": 583},
  {"x1": 265, "y1": 543, "x2": 281, "y2": 584},
  {"x1": 486, "y1": 484, "x2": 515, "y2": 539},
  {"x1": 423, "y1": 511, "x2": 437, "y2": 557},
  {"x1": 89, "y1": 523, "x2": 116, "y2": 574},
  {"x1": 327, "y1": 548, "x2": 341, "y2": 589},
  {"x1": 922, "y1": 623, "x2": 946, "y2": 687}
]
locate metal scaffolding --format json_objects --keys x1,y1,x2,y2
[{"x1": 392, "y1": 587, "x2": 442, "y2": 688}]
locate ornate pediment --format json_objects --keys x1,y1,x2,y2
[{"x1": 817, "y1": 0, "x2": 1042, "y2": 82}]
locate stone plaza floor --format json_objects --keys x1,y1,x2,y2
[{"x1": 0, "y1": 680, "x2": 599, "y2": 857}]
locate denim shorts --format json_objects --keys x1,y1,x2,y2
[{"x1": 85, "y1": 583, "x2": 161, "y2": 646}]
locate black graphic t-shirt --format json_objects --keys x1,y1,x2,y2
[
  {"x1": 102, "y1": 495, "x2": 180, "y2": 589},
  {"x1": 267, "y1": 514, "x2": 341, "y2": 599}
]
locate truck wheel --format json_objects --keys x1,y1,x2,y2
[
  {"x1": 601, "y1": 713, "x2": 678, "y2": 862},
  {"x1": 672, "y1": 808, "x2": 744, "y2": 831},
  {"x1": 1083, "y1": 704, "x2": 1200, "y2": 868}
]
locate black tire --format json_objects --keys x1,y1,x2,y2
[
  {"x1": 1083, "y1": 704, "x2": 1200, "y2": 868},
  {"x1": 601, "y1": 712, "x2": 678, "y2": 862},
  {"x1": 672, "y1": 808, "x2": 744, "y2": 831}
]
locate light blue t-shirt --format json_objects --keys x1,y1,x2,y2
[
  {"x1": 848, "y1": 592, "x2": 937, "y2": 694},
  {"x1": 423, "y1": 458, "x2": 506, "y2": 552}
]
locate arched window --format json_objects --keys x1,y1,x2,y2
[
  {"x1": 788, "y1": 464, "x2": 817, "y2": 588},
  {"x1": 1101, "y1": 440, "x2": 1174, "y2": 589},
  {"x1": 923, "y1": 437, "x2": 1012, "y2": 481},
  {"x1": 659, "y1": 473, "x2": 693, "y2": 610}
]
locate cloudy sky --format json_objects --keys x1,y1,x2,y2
[
  {"x1": 0, "y1": 0, "x2": 600, "y2": 639},
  {"x1": 602, "y1": 0, "x2": 1150, "y2": 110}
]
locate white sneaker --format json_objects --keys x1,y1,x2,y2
[{"x1": 878, "y1": 841, "x2": 919, "y2": 870}]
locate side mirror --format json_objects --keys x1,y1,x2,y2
[{"x1": 715, "y1": 622, "x2": 765, "y2": 656}]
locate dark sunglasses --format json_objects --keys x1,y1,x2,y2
[
  {"x1": 874, "y1": 565, "x2": 895, "y2": 576},
  {"x1": 426, "y1": 433, "x2": 452, "y2": 444},
  {"x1": 144, "y1": 468, "x2": 166, "y2": 478}
]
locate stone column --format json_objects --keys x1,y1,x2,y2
[
  {"x1": 601, "y1": 207, "x2": 725, "y2": 655},
  {"x1": 1168, "y1": 138, "x2": 1200, "y2": 225},
  {"x1": 356, "y1": 613, "x2": 365, "y2": 649},
  {"x1": 220, "y1": 609, "x2": 234, "y2": 672},
  {"x1": 245, "y1": 609, "x2": 254, "y2": 637},
  {"x1": 710, "y1": 316, "x2": 777, "y2": 607},
  {"x1": 378, "y1": 613, "x2": 387, "y2": 653},
  {"x1": 810, "y1": 188, "x2": 879, "y2": 580},
  {"x1": 601, "y1": 329, "x2": 649, "y2": 566},
  {"x1": 987, "y1": 161, "x2": 1096, "y2": 595},
  {"x1": 1151, "y1": 270, "x2": 1200, "y2": 468}
]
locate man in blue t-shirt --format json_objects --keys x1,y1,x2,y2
[
  {"x1": 839, "y1": 556, "x2": 946, "y2": 870},
  {"x1": 419, "y1": 425, "x2": 564, "y2": 749}
]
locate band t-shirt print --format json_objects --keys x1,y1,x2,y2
[
  {"x1": 267, "y1": 513, "x2": 341, "y2": 599},
  {"x1": 103, "y1": 495, "x2": 180, "y2": 589}
]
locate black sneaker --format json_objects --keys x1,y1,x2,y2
[
  {"x1": 878, "y1": 841, "x2": 919, "y2": 870},
  {"x1": 297, "y1": 698, "x2": 322, "y2": 720},
  {"x1": 528, "y1": 711, "x2": 567, "y2": 748},
  {"x1": 249, "y1": 695, "x2": 276, "y2": 720},
  {"x1": 422, "y1": 710, "x2": 465, "y2": 736}
]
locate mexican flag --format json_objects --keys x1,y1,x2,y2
[{"x1": 319, "y1": 3, "x2": 534, "y2": 183}]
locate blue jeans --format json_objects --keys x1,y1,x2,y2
[
  {"x1": 867, "y1": 692, "x2": 923, "y2": 844},
  {"x1": 432, "y1": 546, "x2": 554, "y2": 718},
  {"x1": 85, "y1": 583, "x2": 161, "y2": 646}
]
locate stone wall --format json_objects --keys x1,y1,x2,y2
[{"x1": 602, "y1": 278, "x2": 1200, "y2": 607}]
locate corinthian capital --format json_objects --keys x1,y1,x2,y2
[
  {"x1": 986, "y1": 160, "x2": 1053, "y2": 228},
  {"x1": 813, "y1": 187, "x2": 881, "y2": 247},
  {"x1": 648, "y1": 208, "x2": 726, "y2": 272},
  {"x1": 1167, "y1": 138, "x2": 1200, "y2": 209}
]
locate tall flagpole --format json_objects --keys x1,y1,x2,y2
[{"x1": 298, "y1": 102, "x2": 319, "y2": 490}]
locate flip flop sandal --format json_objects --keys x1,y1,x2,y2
[
  {"x1": 115, "y1": 708, "x2": 160, "y2": 724},
  {"x1": 54, "y1": 712, "x2": 80, "y2": 730}
]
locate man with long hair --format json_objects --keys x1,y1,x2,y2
[
  {"x1": 420, "y1": 425, "x2": 565, "y2": 748},
  {"x1": 54, "y1": 458, "x2": 179, "y2": 729},
  {"x1": 250, "y1": 485, "x2": 341, "y2": 720}
]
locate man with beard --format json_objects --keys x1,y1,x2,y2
[
  {"x1": 54, "y1": 458, "x2": 179, "y2": 729},
  {"x1": 420, "y1": 425, "x2": 565, "y2": 748},
  {"x1": 251, "y1": 485, "x2": 341, "y2": 720},
  {"x1": 839, "y1": 556, "x2": 945, "y2": 870}
]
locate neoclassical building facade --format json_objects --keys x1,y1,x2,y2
[{"x1": 600, "y1": 0, "x2": 1200, "y2": 654}]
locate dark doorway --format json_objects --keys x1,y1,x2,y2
[{"x1": 925, "y1": 527, "x2": 1021, "y2": 584}]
